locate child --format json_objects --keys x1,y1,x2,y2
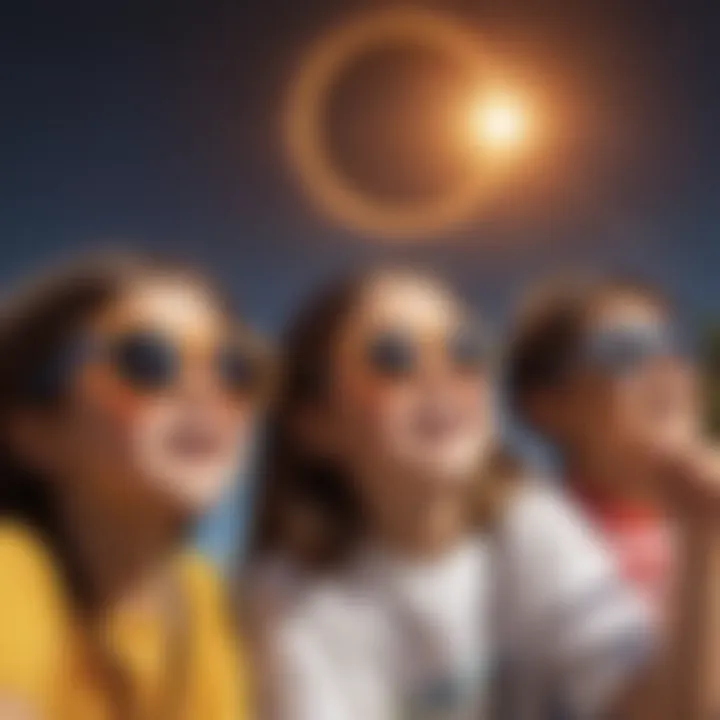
[
  {"x1": 0, "y1": 253, "x2": 269, "y2": 720},
  {"x1": 506, "y1": 278, "x2": 699, "y2": 617},
  {"x1": 244, "y1": 268, "x2": 720, "y2": 720},
  {"x1": 507, "y1": 275, "x2": 720, "y2": 711}
]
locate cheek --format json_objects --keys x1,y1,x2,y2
[
  {"x1": 207, "y1": 400, "x2": 256, "y2": 466},
  {"x1": 76, "y1": 364, "x2": 147, "y2": 431},
  {"x1": 455, "y1": 375, "x2": 491, "y2": 421},
  {"x1": 71, "y1": 368, "x2": 177, "y2": 480},
  {"x1": 585, "y1": 378, "x2": 663, "y2": 453},
  {"x1": 335, "y1": 374, "x2": 414, "y2": 452},
  {"x1": 66, "y1": 369, "x2": 252, "y2": 511},
  {"x1": 564, "y1": 377, "x2": 616, "y2": 441},
  {"x1": 686, "y1": 371, "x2": 702, "y2": 416},
  {"x1": 665, "y1": 365, "x2": 699, "y2": 413},
  {"x1": 626, "y1": 367, "x2": 699, "y2": 429},
  {"x1": 56, "y1": 382, "x2": 146, "y2": 491}
]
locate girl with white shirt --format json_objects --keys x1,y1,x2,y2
[{"x1": 243, "y1": 268, "x2": 720, "y2": 719}]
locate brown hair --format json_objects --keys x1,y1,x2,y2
[
  {"x1": 506, "y1": 274, "x2": 671, "y2": 426},
  {"x1": 0, "y1": 251, "x2": 241, "y2": 598},
  {"x1": 247, "y1": 269, "x2": 519, "y2": 573}
]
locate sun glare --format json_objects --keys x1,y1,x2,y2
[{"x1": 471, "y1": 95, "x2": 528, "y2": 150}]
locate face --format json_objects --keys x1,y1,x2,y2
[
  {"x1": 555, "y1": 292, "x2": 699, "y2": 484},
  {"x1": 33, "y1": 278, "x2": 262, "y2": 520},
  {"x1": 315, "y1": 274, "x2": 493, "y2": 503}
]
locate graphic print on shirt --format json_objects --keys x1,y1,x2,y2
[{"x1": 402, "y1": 656, "x2": 490, "y2": 720}]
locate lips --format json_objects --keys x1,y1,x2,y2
[
  {"x1": 166, "y1": 419, "x2": 226, "y2": 461},
  {"x1": 411, "y1": 404, "x2": 466, "y2": 443}
]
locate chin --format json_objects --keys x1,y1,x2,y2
[
  {"x1": 428, "y1": 438, "x2": 488, "y2": 481},
  {"x1": 145, "y1": 464, "x2": 234, "y2": 517},
  {"x1": 411, "y1": 453, "x2": 479, "y2": 489}
]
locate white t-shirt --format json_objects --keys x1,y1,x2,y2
[{"x1": 247, "y1": 482, "x2": 653, "y2": 720}]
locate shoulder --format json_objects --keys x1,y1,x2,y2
[
  {"x1": 245, "y1": 555, "x2": 381, "y2": 650},
  {"x1": 499, "y1": 476, "x2": 601, "y2": 551},
  {"x1": 494, "y1": 477, "x2": 625, "y2": 615},
  {"x1": 0, "y1": 521, "x2": 66, "y2": 700},
  {"x1": 495, "y1": 483, "x2": 654, "y2": 717},
  {"x1": 0, "y1": 520, "x2": 65, "y2": 610},
  {"x1": 245, "y1": 559, "x2": 373, "y2": 720},
  {"x1": 0, "y1": 520, "x2": 58, "y2": 579},
  {"x1": 244, "y1": 557, "x2": 383, "y2": 719},
  {"x1": 495, "y1": 477, "x2": 649, "y2": 633},
  {"x1": 244, "y1": 555, "x2": 313, "y2": 617},
  {"x1": 504, "y1": 475, "x2": 578, "y2": 521}
]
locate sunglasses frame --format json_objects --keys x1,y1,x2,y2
[
  {"x1": 362, "y1": 323, "x2": 492, "y2": 381},
  {"x1": 579, "y1": 321, "x2": 684, "y2": 377},
  {"x1": 29, "y1": 325, "x2": 273, "y2": 405}
]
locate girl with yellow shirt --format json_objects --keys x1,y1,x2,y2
[{"x1": 0, "y1": 253, "x2": 267, "y2": 720}]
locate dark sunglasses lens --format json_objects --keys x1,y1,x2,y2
[
  {"x1": 367, "y1": 332, "x2": 417, "y2": 378},
  {"x1": 588, "y1": 326, "x2": 674, "y2": 374},
  {"x1": 216, "y1": 345, "x2": 260, "y2": 396},
  {"x1": 449, "y1": 327, "x2": 488, "y2": 372},
  {"x1": 112, "y1": 331, "x2": 178, "y2": 390}
]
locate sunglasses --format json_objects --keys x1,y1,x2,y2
[
  {"x1": 581, "y1": 322, "x2": 683, "y2": 376},
  {"x1": 364, "y1": 325, "x2": 490, "y2": 380},
  {"x1": 31, "y1": 327, "x2": 268, "y2": 403}
]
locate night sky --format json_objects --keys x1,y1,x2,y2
[
  {"x1": 3, "y1": 0, "x2": 719, "y2": 563},
  {"x1": 2, "y1": 0, "x2": 719, "y2": 333}
]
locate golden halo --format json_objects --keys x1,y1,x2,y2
[{"x1": 284, "y1": 8, "x2": 491, "y2": 241}]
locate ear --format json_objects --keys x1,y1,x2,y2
[
  {"x1": 291, "y1": 401, "x2": 342, "y2": 462},
  {"x1": 5, "y1": 410, "x2": 60, "y2": 477}
]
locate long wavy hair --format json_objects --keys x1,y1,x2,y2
[
  {"x1": 247, "y1": 269, "x2": 520, "y2": 573},
  {"x1": 0, "y1": 251, "x2": 236, "y2": 602}
]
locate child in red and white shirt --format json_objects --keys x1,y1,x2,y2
[{"x1": 507, "y1": 277, "x2": 702, "y2": 627}]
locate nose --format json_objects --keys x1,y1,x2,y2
[
  {"x1": 417, "y1": 344, "x2": 456, "y2": 392},
  {"x1": 178, "y1": 355, "x2": 223, "y2": 404}
]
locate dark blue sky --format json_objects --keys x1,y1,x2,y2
[{"x1": 2, "y1": 0, "x2": 719, "y2": 336}]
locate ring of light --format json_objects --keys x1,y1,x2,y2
[{"x1": 284, "y1": 8, "x2": 490, "y2": 240}]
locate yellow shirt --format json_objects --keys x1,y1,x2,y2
[{"x1": 0, "y1": 521, "x2": 247, "y2": 720}]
